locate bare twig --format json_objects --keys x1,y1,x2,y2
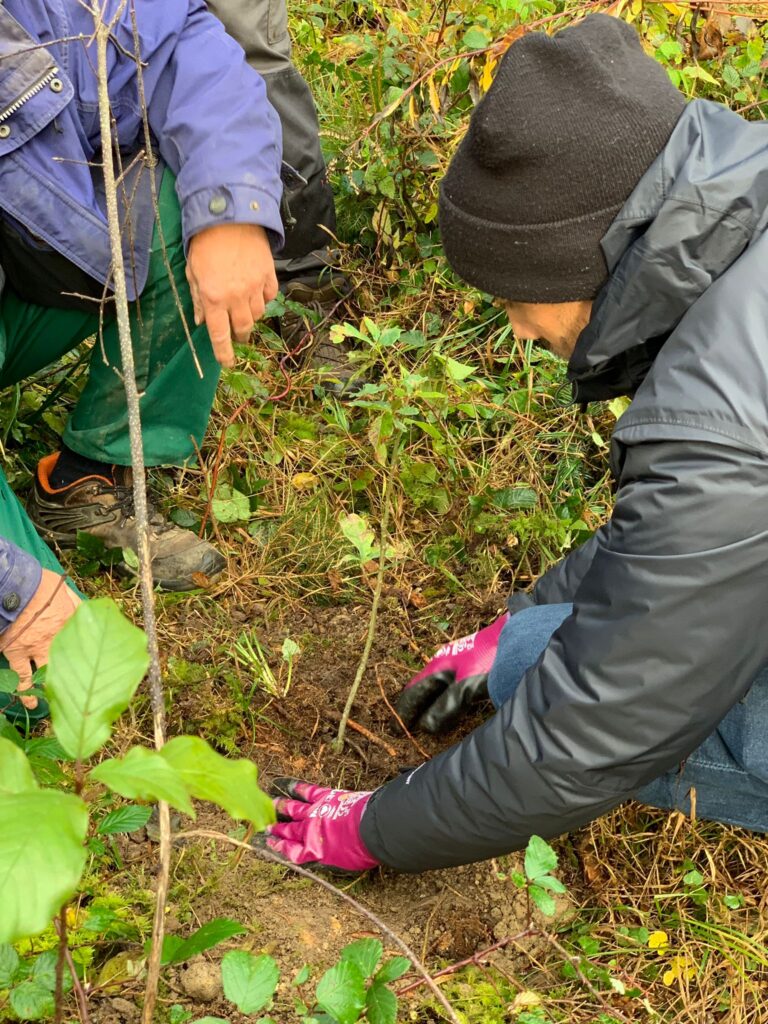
[
  {"x1": 53, "y1": 917, "x2": 92, "y2": 1024},
  {"x1": 375, "y1": 665, "x2": 432, "y2": 761},
  {"x1": 91, "y1": 8, "x2": 170, "y2": 1024},
  {"x1": 335, "y1": 441, "x2": 401, "y2": 752},
  {"x1": 176, "y1": 829, "x2": 462, "y2": 1024},
  {"x1": 536, "y1": 928, "x2": 632, "y2": 1024},
  {"x1": 129, "y1": 2, "x2": 203, "y2": 379},
  {"x1": 346, "y1": 717, "x2": 398, "y2": 757},
  {"x1": 198, "y1": 293, "x2": 349, "y2": 536},
  {"x1": 54, "y1": 907, "x2": 68, "y2": 1024}
]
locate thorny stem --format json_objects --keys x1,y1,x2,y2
[
  {"x1": 92, "y1": 9, "x2": 170, "y2": 1024},
  {"x1": 396, "y1": 929, "x2": 536, "y2": 996},
  {"x1": 176, "y1": 829, "x2": 463, "y2": 1024},
  {"x1": 335, "y1": 439, "x2": 401, "y2": 752},
  {"x1": 537, "y1": 929, "x2": 632, "y2": 1024}
]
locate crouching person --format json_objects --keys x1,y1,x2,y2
[
  {"x1": 260, "y1": 15, "x2": 768, "y2": 872},
  {"x1": 0, "y1": 1, "x2": 283, "y2": 716}
]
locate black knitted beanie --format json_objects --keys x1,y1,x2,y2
[{"x1": 438, "y1": 14, "x2": 686, "y2": 302}]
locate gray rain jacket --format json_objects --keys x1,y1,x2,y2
[{"x1": 360, "y1": 99, "x2": 768, "y2": 871}]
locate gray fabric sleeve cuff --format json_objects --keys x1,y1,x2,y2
[{"x1": 0, "y1": 540, "x2": 42, "y2": 633}]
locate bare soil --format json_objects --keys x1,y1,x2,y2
[{"x1": 88, "y1": 594, "x2": 573, "y2": 1022}]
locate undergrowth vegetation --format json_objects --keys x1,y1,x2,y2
[{"x1": 2, "y1": 1, "x2": 767, "y2": 1022}]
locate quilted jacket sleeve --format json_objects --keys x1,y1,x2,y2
[{"x1": 361, "y1": 439, "x2": 768, "y2": 869}]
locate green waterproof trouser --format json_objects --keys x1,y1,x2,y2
[{"x1": 0, "y1": 171, "x2": 220, "y2": 575}]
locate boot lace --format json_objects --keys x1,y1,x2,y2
[{"x1": 95, "y1": 482, "x2": 173, "y2": 535}]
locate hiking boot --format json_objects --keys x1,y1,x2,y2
[
  {"x1": 281, "y1": 273, "x2": 367, "y2": 396},
  {"x1": 29, "y1": 454, "x2": 225, "y2": 592}
]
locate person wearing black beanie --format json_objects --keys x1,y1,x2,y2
[
  {"x1": 439, "y1": 14, "x2": 686, "y2": 305},
  {"x1": 260, "y1": 14, "x2": 768, "y2": 875}
]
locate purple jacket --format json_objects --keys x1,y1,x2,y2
[
  {"x1": 0, "y1": 0, "x2": 284, "y2": 297},
  {"x1": 0, "y1": 1, "x2": 284, "y2": 624}
]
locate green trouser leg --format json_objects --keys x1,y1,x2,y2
[
  {"x1": 0, "y1": 168, "x2": 221, "y2": 545},
  {"x1": 0, "y1": 172, "x2": 221, "y2": 465},
  {"x1": 0, "y1": 172, "x2": 220, "y2": 725},
  {"x1": 0, "y1": 169, "x2": 220, "y2": 553}
]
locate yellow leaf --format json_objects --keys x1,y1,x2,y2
[
  {"x1": 662, "y1": 955, "x2": 695, "y2": 985},
  {"x1": 648, "y1": 930, "x2": 669, "y2": 953},
  {"x1": 510, "y1": 991, "x2": 542, "y2": 1011},
  {"x1": 480, "y1": 56, "x2": 497, "y2": 93},
  {"x1": 65, "y1": 906, "x2": 81, "y2": 929},
  {"x1": 98, "y1": 952, "x2": 146, "y2": 993},
  {"x1": 608, "y1": 395, "x2": 631, "y2": 420},
  {"x1": 291, "y1": 473, "x2": 319, "y2": 492},
  {"x1": 427, "y1": 75, "x2": 441, "y2": 115},
  {"x1": 408, "y1": 93, "x2": 418, "y2": 125}
]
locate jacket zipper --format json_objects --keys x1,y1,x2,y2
[{"x1": 0, "y1": 66, "x2": 59, "y2": 124}]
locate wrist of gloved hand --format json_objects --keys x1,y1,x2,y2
[
  {"x1": 256, "y1": 778, "x2": 380, "y2": 874},
  {"x1": 396, "y1": 612, "x2": 508, "y2": 734}
]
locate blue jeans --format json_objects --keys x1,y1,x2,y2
[{"x1": 487, "y1": 604, "x2": 768, "y2": 832}]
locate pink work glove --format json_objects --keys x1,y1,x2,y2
[
  {"x1": 260, "y1": 779, "x2": 379, "y2": 873},
  {"x1": 396, "y1": 613, "x2": 508, "y2": 734}
]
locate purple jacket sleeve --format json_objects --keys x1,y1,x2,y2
[
  {"x1": 0, "y1": 540, "x2": 41, "y2": 633},
  {"x1": 127, "y1": 0, "x2": 284, "y2": 251}
]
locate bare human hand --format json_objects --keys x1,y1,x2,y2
[
  {"x1": 186, "y1": 223, "x2": 278, "y2": 368},
  {"x1": 0, "y1": 569, "x2": 81, "y2": 709}
]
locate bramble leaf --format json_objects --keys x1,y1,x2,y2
[
  {"x1": 0, "y1": 737, "x2": 37, "y2": 795},
  {"x1": 316, "y1": 960, "x2": 366, "y2": 1024},
  {"x1": 340, "y1": 938, "x2": 382, "y2": 979},
  {"x1": 524, "y1": 835, "x2": 558, "y2": 881},
  {"x1": 10, "y1": 982, "x2": 55, "y2": 1020},
  {"x1": 529, "y1": 884, "x2": 556, "y2": 917},
  {"x1": 212, "y1": 484, "x2": 251, "y2": 524},
  {"x1": 222, "y1": 951, "x2": 279, "y2": 1014},
  {"x1": 375, "y1": 956, "x2": 410, "y2": 984},
  {"x1": 0, "y1": 669, "x2": 19, "y2": 693},
  {"x1": 0, "y1": 943, "x2": 20, "y2": 986},
  {"x1": 366, "y1": 982, "x2": 397, "y2": 1024}
]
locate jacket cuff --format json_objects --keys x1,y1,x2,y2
[
  {"x1": 181, "y1": 185, "x2": 285, "y2": 253},
  {"x1": 0, "y1": 541, "x2": 42, "y2": 633}
]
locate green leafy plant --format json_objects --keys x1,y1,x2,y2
[
  {"x1": 0, "y1": 597, "x2": 274, "y2": 1023},
  {"x1": 504, "y1": 835, "x2": 567, "y2": 918},
  {"x1": 0, "y1": 948, "x2": 65, "y2": 1021},
  {"x1": 206, "y1": 938, "x2": 410, "y2": 1024}
]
